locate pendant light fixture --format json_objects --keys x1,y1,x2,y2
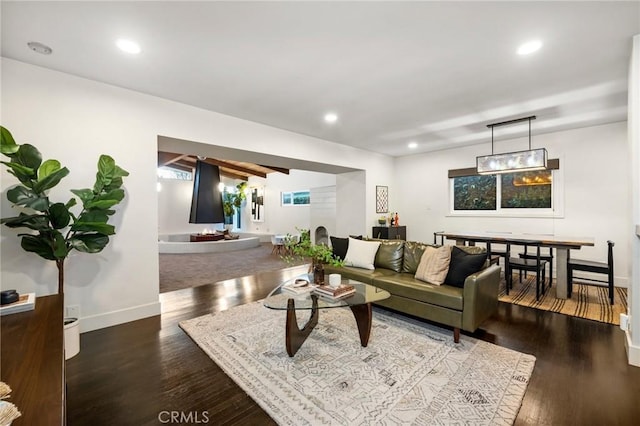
[{"x1": 476, "y1": 115, "x2": 547, "y2": 175}]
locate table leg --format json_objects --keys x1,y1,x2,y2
[
  {"x1": 285, "y1": 296, "x2": 318, "y2": 357},
  {"x1": 555, "y1": 248, "x2": 569, "y2": 299},
  {"x1": 349, "y1": 303, "x2": 372, "y2": 347}
]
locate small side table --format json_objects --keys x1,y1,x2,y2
[{"x1": 372, "y1": 226, "x2": 406, "y2": 240}]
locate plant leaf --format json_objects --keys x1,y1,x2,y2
[
  {"x1": 32, "y1": 167, "x2": 69, "y2": 194},
  {"x1": 6, "y1": 185, "x2": 50, "y2": 211},
  {"x1": 0, "y1": 126, "x2": 19, "y2": 155},
  {"x1": 70, "y1": 222, "x2": 115, "y2": 235},
  {"x1": 49, "y1": 203, "x2": 71, "y2": 229},
  {"x1": 1, "y1": 213, "x2": 50, "y2": 231},
  {"x1": 1, "y1": 161, "x2": 36, "y2": 182},
  {"x1": 70, "y1": 188, "x2": 94, "y2": 207},
  {"x1": 51, "y1": 231, "x2": 69, "y2": 259},
  {"x1": 14, "y1": 144, "x2": 42, "y2": 170},
  {"x1": 20, "y1": 234, "x2": 56, "y2": 261},
  {"x1": 77, "y1": 210, "x2": 109, "y2": 224},
  {"x1": 66, "y1": 198, "x2": 77, "y2": 209},
  {"x1": 69, "y1": 233, "x2": 109, "y2": 253},
  {"x1": 37, "y1": 159, "x2": 61, "y2": 181}
]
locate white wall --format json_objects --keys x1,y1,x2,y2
[
  {"x1": 241, "y1": 170, "x2": 336, "y2": 236},
  {"x1": 157, "y1": 171, "x2": 337, "y2": 236},
  {"x1": 627, "y1": 34, "x2": 640, "y2": 366},
  {"x1": 394, "y1": 121, "x2": 630, "y2": 286},
  {"x1": 0, "y1": 58, "x2": 394, "y2": 331}
]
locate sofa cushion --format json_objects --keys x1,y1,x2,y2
[
  {"x1": 373, "y1": 273, "x2": 463, "y2": 311},
  {"x1": 372, "y1": 239, "x2": 404, "y2": 272},
  {"x1": 402, "y1": 241, "x2": 438, "y2": 274},
  {"x1": 445, "y1": 246, "x2": 487, "y2": 288},
  {"x1": 415, "y1": 245, "x2": 451, "y2": 285},
  {"x1": 343, "y1": 238, "x2": 381, "y2": 270},
  {"x1": 325, "y1": 264, "x2": 398, "y2": 285},
  {"x1": 330, "y1": 236, "x2": 349, "y2": 260}
]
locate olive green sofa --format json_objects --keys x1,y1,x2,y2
[{"x1": 324, "y1": 239, "x2": 501, "y2": 342}]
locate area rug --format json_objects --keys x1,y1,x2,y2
[
  {"x1": 499, "y1": 275, "x2": 627, "y2": 325},
  {"x1": 180, "y1": 301, "x2": 535, "y2": 425}
]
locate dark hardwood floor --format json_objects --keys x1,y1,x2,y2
[{"x1": 66, "y1": 266, "x2": 640, "y2": 425}]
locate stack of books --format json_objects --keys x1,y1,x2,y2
[
  {"x1": 314, "y1": 284, "x2": 356, "y2": 299},
  {"x1": 281, "y1": 278, "x2": 315, "y2": 295}
]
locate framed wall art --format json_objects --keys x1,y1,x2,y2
[{"x1": 376, "y1": 185, "x2": 389, "y2": 213}]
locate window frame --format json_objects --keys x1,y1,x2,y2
[
  {"x1": 281, "y1": 190, "x2": 311, "y2": 206},
  {"x1": 448, "y1": 165, "x2": 564, "y2": 218}
]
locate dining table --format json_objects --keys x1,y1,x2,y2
[{"x1": 434, "y1": 231, "x2": 595, "y2": 299}]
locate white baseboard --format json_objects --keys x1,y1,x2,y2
[
  {"x1": 77, "y1": 301, "x2": 161, "y2": 333},
  {"x1": 624, "y1": 330, "x2": 640, "y2": 367}
]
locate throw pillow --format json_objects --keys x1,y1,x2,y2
[
  {"x1": 343, "y1": 238, "x2": 381, "y2": 270},
  {"x1": 374, "y1": 240, "x2": 405, "y2": 272},
  {"x1": 445, "y1": 246, "x2": 487, "y2": 288},
  {"x1": 414, "y1": 246, "x2": 452, "y2": 285},
  {"x1": 330, "y1": 236, "x2": 349, "y2": 260}
]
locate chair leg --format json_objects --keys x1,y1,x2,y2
[
  {"x1": 535, "y1": 270, "x2": 540, "y2": 301},
  {"x1": 567, "y1": 267, "x2": 573, "y2": 298},
  {"x1": 608, "y1": 270, "x2": 614, "y2": 305},
  {"x1": 549, "y1": 255, "x2": 553, "y2": 288}
]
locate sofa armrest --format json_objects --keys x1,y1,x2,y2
[{"x1": 461, "y1": 264, "x2": 501, "y2": 332}]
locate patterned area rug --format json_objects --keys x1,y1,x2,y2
[
  {"x1": 499, "y1": 275, "x2": 627, "y2": 325},
  {"x1": 180, "y1": 302, "x2": 535, "y2": 425}
]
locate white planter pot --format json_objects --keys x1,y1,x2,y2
[{"x1": 64, "y1": 317, "x2": 80, "y2": 360}]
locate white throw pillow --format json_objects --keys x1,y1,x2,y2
[
  {"x1": 414, "y1": 245, "x2": 452, "y2": 285},
  {"x1": 343, "y1": 238, "x2": 381, "y2": 270}
]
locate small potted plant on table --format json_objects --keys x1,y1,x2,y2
[{"x1": 283, "y1": 229, "x2": 342, "y2": 284}]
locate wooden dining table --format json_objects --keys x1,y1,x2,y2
[{"x1": 434, "y1": 231, "x2": 595, "y2": 299}]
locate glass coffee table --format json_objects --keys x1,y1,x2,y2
[{"x1": 263, "y1": 274, "x2": 390, "y2": 357}]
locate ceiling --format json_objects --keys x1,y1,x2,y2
[
  {"x1": 2, "y1": 2, "x2": 639, "y2": 157},
  {"x1": 158, "y1": 151, "x2": 289, "y2": 181}
]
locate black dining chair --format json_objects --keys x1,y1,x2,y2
[
  {"x1": 519, "y1": 245, "x2": 554, "y2": 287},
  {"x1": 486, "y1": 242, "x2": 507, "y2": 267},
  {"x1": 567, "y1": 240, "x2": 615, "y2": 304},
  {"x1": 433, "y1": 231, "x2": 445, "y2": 245},
  {"x1": 506, "y1": 241, "x2": 548, "y2": 300}
]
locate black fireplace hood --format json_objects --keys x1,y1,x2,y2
[{"x1": 189, "y1": 160, "x2": 225, "y2": 224}]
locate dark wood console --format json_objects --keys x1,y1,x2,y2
[
  {"x1": 372, "y1": 226, "x2": 407, "y2": 240},
  {"x1": 1, "y1": 294, "x2": 65, "y2": 425}
]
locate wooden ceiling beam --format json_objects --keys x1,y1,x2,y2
[
  {"x1": 162, "y1": 163, "x2": 194, "y2": 173},
  {"x1": 259, "y1": 165, "x2": 290, "y2": 174},
  {"x1": 219, "y1": 169, "x2": 249, "y2": 181},
  {"x1": 202, "y1": 158, "x2": 267, "y2": 178},
  {"x1": 158, "y1": 151, "x2": 190, "y2": 167}
]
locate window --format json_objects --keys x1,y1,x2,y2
[
  {"x1": 281, "y1": 190, "x2": 310, "y2": 206},
  {"x1": 157, "y1": 166, "x2": 192, "y2": 180},
  {"x1": 451, "y1": 169, "x2": 555, "y2": 214}
]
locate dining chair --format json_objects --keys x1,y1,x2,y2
[
  {"x1": 270, "y1": 235, "x2": 286, "y2": 255},
  {"x1": 433, "y1": 231, "x2": 445, "y2": 245},
  {"x1": 567, "y1": 240, "x2": 615, "y2": 304},
  {"x1": 486, "y1": 242, "x2": 507, "y2": 267},
  {"x1": 519, "y1": 245, "x2": 554, "y2": 287},
  {"x1": 506, "y1": 241, "x2": 548, "y2": 300}
]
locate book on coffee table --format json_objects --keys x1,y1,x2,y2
[
  {"x1": 314, "y1": 284, "x2": 355, "y2": 299},
  {"x1": 281, "y1": 278, "x2": 316, "y2": 295}
]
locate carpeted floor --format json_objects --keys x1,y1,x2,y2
[
  {"x1": 499, "y1": 274, "x2": 627, "y2": 325},
  {"x1": 180, "y1": 301, "x2": 535, "y2": 425},
  {"x1": 159, "y1": 243, "x2": 306, "y2": 293}
]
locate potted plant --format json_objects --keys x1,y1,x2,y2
[
  {"x1": 222, "y1": 182, "x2": 247, "y2": 229},
  {"x1": 284, "y1": 229, "x2": 342, "y2": 284},
  {"x1": 0, "y1": 126, "x2": 128, "y2": 358}
]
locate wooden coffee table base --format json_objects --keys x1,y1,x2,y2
[{"x1": 284, "y1": 295, "x2": 373, "y2": 357}]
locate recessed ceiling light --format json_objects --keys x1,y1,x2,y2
[
  {"x1": 408, "y1": 141, "x2": 418, "y2": 149},
  {"x1": 116, "y1": 38, "x2": 141, "y2": 54},
  {"x1": 324, "y1": 113, "x2": 338, "y2": 123},
  {"x1": 517, "y1": 40, "x2": 542, "y2": 55},
  {"x1": 27, "y1": 41, "x2": 52, "y2": 55}
]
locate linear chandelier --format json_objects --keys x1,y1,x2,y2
[{"x1": 476, "y1": 115, "x2": 547, "y2": 175}]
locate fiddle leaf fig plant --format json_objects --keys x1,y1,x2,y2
[{"x1": 0, "y1": 126, "x2": 129, "y2": 294}]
